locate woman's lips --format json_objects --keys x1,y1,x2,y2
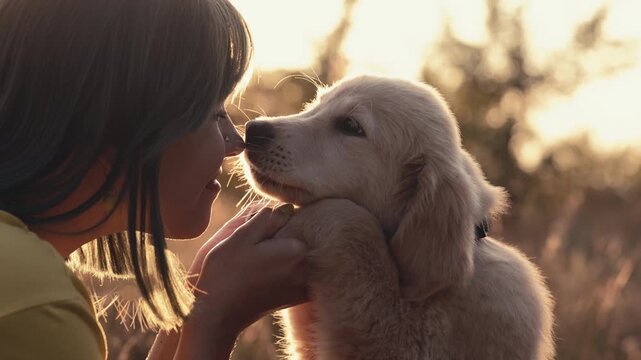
[{"x1": 205, "y1": 168, "x2": 223, "y2": 192}]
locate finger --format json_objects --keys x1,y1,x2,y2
[
  {"x1": 234, "y1": 203, "x2": 296, "y2": 243},
  {"x1": 191, "y1": 207, "x2": 268, "y2": 271},
  {"x1": 219, "y1": 213, "x2": 251, "y2": 233},
  {"x1": 216, "y1": 202, "x2": 268, "y2": 236},
  {"x1": 255, "y1": 237, "x2": 306, "y2": 259},
  {"x1": 235, "y1": 201, "x2": 268, "y2": 221}
]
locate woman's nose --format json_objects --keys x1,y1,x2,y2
[{"x1": 224, "y1": 128, "x2": 245, "y2": 156}]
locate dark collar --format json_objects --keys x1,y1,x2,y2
[
  {"x1": 383, "y1": 219, "x2": 491, "y2": 244},
  {"x1": 475, "y1": 218, "x2": 490, "y2": 243}
]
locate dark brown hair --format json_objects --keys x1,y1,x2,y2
[{"x1": 0, "y1": 0, "x2": 252, "y2": 329}]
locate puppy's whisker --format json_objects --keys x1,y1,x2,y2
[
  {"x1": 233, "y1": 159, "x2": 246, "y2": 170},
  {"x1": 307, "y1": 67, "x2": 323, "y2": 88},
  {"x1": 249, "y1": 192, "x2": 260, "y2": 208},
  {"x1": 275, "y1": 72, "x2": 324, "y2": 91},
  {"x1": 233, "y1": 167, "x2": 246, "y2": 179},
  {"x1": 230, "y1": 104, "x2": 251, "y2": 123},
  {"x1": 241, "y1": 107, "x2": 268, "y2": 118},
  {"x1": 229, "y1": 158, "x2": 243, "y2": 172},
  {"x1": 226, "y1": 170, "x2": 236, "y2": 188},
  {"x1": 248, "y1": 135, "x2": 275, "y2": 144},
  {"x1": 255, "y1": 104, "x2": 267, "y2": 117},
  {"x1": 237, "y1": 187, "x2": 254, "y2": 208},
  {"x1": 297, "y1": 70, "x2": 323, "y2": 89},
  {"x1": 236, "y1": 126, "x2": 246, "y2": 139},
  {"x1": 244, "y1": 149, "x2": 272, "y2": 155},
  {"x1": 295, "y1": 74, "x2": 322, "y2": 89},
  {"x1": 274, "y1": 74, "x2": 301, "y2": 90}
]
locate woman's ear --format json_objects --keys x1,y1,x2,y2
[{"x1": 390, "y1": 154, "x2": 477, "y2": 301}]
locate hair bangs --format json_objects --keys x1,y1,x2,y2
[{"x1": 206, "y1": 0, "x2": 254, "y2": 106}]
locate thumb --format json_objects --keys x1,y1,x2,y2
[
  {"x1": 215, "y1": 202, "x2": 267, "y2": 237},
  {"x1": 234, "y1": 203, "x2": 295, "y2": 243}
]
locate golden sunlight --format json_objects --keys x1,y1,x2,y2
[{"x1": 231, "y1": 0, "x2": 641, "y2": 157}]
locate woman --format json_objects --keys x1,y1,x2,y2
[{"x1": 0, "y1": 0, "x2": 307, "y2": 359}]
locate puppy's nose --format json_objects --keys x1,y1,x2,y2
[{"x1": 245, "y1": 120, "x2": 275, "y2": 149}]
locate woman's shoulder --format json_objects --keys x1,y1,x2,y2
[{"x1": 0, "y1": 212, "x2": 89, "y2": 318}]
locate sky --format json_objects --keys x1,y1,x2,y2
[{"x1": 230, "y1": 0, "x2": 641, "y2": 161}]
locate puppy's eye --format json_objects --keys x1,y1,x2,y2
[{"x1": 336, "y1": 116, "x2": 365, "y2": 137}]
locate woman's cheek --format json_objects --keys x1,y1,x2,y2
[
  {"x1": 157, "y1": 126, "x2": 223, "y2": 239},
  {"x1": 160, "y1": 182, "x2": 215, "y2": 239}
]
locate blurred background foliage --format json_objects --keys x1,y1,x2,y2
[{"x1": 103, "y1": 0, "x2": 641, "y2": 358}]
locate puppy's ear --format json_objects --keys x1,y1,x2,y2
[{"x1": 390, "y1": 154, "x2": 477, "y2": 301}]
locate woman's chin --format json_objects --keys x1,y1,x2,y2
[
  {"x1": 164, "y1": 204, "x2": 213, "y2": 240},
  {"x1": 166, "y1": 218, "x2": 210, "y2": 240}
]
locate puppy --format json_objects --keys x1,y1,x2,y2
[{"x1": 242, "y1": 75, "x2": 554, "y2": 359}]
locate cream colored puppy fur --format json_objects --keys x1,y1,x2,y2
[{"x1": 242, "y1": 75, "x2": 554, "y2": 359}]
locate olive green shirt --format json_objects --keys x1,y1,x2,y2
[{"x1": 0, "y1": 210, "x2": 107, "y2": 359}]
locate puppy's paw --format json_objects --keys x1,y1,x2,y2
[
  {"x1": 302, "y1": 199, "x2": 380, "y2": 243},
  {"x1": 276, "y1": 199, "x2": 377, "y2": 246}
]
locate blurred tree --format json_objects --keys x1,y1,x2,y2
[
  {"x1": 315, "y1": 0, "x2": 358, "y2": 84},
  {"x1": 420, "y1": 0, "x2": 637, "y2": 249}
]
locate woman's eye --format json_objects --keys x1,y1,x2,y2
[
  {"x1": 214, "y1": 111, "x2": 228, "y2": 122},
  {"x1": 336, "y1": 116, "x2": 365, "y2": 137}
]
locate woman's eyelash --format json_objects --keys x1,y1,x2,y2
[{"x1": 214, "y1": 111, "x2": 228, "y2": 121}]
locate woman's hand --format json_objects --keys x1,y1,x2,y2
[
  {"x1": 187, "y1": 203, "x2": 264, "y2": 285},
  {"x1": 172, "y1": 203, "x2": 308, "y2": 359}
]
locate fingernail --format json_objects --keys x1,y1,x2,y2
[{"x1": 275, "y1": 203, "x2": 295, "y2": 216}]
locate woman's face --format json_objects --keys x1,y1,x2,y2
[{"x1": 158, "y1": 107, "x2": 244, "y2": 239}]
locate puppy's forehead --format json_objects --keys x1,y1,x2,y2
[
  {"x1": 315, "y1": 76, "x2": 460, "y2": 146},
  {"x1": 319, "y1": 78, "x2": 382, "y2": 102},
  {"x1": 317, "y1": 84, "x2": 357, "y2": 106},
  {"x1": 308, "y1": 89, "x2": 364, "y2": 120},
  {"x1": 319, "y1": 76, "x2": 436, "y2": 107}
]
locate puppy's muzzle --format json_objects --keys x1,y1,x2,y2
[{"x1": 245, "y1": 120, "x2": 275, "y2": 150}]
